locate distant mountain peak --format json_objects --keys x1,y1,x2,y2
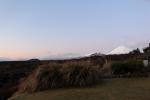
[{"x1": 108, "y1": 46, "x2": 131, "y2": 55}]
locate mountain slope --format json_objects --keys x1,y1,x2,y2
[{"x1": 108, "y1": 46, "x2": 131, "y2": 55}]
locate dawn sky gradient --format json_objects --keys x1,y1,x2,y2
[{"x1": 0, "y1": 0, "x2": 150, "y2": 59}]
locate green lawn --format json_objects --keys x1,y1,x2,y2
[{"x1": 9, "y1": 78, "x2": 150, "y2": 100}]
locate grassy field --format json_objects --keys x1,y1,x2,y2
[{"x1": 9, "y1": 78, "x2": 150, "y2": 100}]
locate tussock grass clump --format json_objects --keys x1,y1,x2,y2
[
  {"x1": 112, "y1": 60, "x2": 144, "y2": 75},
  {"x1": 17, "y1": 63, "x2": 63, "y2": 93},
  {"x1": 101, "y1": 62, "x2": 112, "y2": 78},
  {"x1": 17, "y1": 62, "x2": 102, "y2": 93},
  {"x1": 62, "y1": 62, "x2": 101, "y2": 87}
]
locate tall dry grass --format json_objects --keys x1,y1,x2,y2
[
  {"x1": 16, "y1": 63, "x2": 63, "y2": 93},
  {"x1": 61, "y1": 62, "x2": 101, "y2": 87},
  {"x1": 16, "y1": 61, "x2": 102, "y2": 93}
]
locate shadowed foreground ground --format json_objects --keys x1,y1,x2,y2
[{"x1": 9, "y1": 78, "x2": 150, "y2": 100}]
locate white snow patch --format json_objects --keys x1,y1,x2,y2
[{"x1": 108, "y1": 46, "x2": 132, "y2": 55}]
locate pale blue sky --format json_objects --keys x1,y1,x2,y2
[{"x1": 0, "y1": 0, "x2": 150, "y2": 59}]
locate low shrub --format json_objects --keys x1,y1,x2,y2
[
  {"x1": 100, "y1": 62, "x2": 112, "y2": 78},
  {"x1": 17, "y1": 63, "x2": 63, "y2": 93},
  {"x1": 17, "y1": 61, "x2": 102, "y2": 93},
  {"x1": 112, "y1": 60, "x2": 144, "y2": 75},
  {"x1": 62, "y1": 62, "x2": 100, "y2": 87}
]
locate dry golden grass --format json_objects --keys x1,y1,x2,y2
[{"x1": 16, "y1": 61, "x2": 102, "y2": 93}]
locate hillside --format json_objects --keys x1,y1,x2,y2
[
  {"x1": 0, "y1": 61, "x2": 40, "y2": 100},
  {"x1": 0, "y1": 56, "x2": 105, "y2": 99},
  {"x1": 9, "y1": 78, "x2": 150, "y2": 100}
]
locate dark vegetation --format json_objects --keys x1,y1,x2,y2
[
  {"x1": 129, "y1": 48, "x2": 141, "y2": 55},
  {"x1": 0, "y1": 54, "x2": 150, "y2": 100},
  {"x1": 106, "y1": 53, "x2": 143, "y2": 61},
  {"x1": 111, "y1": 60, "x2": 148, "y2": 77},
  {"x1": 0, "y1": 61, "x2": 40, "y2": 100}
]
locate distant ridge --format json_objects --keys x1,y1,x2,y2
[
  {"x1": 108, "y1": 46, "x2": 132, "y2": 55},
  {"x1": 0, "y1": 57, "x2": 12, "y2": 61}
]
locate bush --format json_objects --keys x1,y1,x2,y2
[
  {"x1": 17, "y1": 63, "x2": 63, "y2": 93},
  {"x1": 100, "y1": 62, "x2": 112, "y2": 78},
  {"x1": 62, "y1": 62, "x2": 100, "y2": 87},
  {"x1": 17, "y1": 62, "x2": 102, "y2": 93},
  {"x1": 112, "y1": 60, "x2": 144, "y2": 75}
]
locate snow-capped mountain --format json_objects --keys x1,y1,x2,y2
[{"x1": 108, "y1": 46, "x2": 132, "y2": 55}]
